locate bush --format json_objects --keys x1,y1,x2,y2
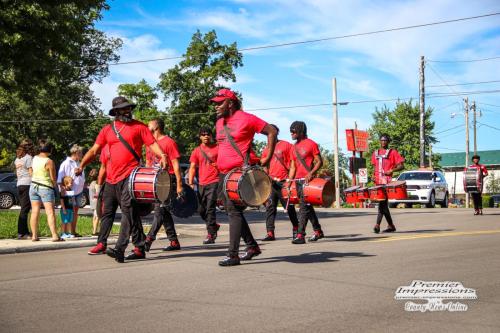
[{"x1": 482, "y1": 195, "x2": 493, "y2": 208}]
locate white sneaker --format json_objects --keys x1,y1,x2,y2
[{"x1": 61, "y1": 233, "x2": 70, "y2": 239}]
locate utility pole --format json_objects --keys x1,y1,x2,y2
[
  {"x1": 332, "y1": 78, "x2": 340, "y2": 209},
  {"x1": 419, "y1": 56, "x2": 425, "y2": 168},
  {"x1": 472, "y1": 101, "x2": 477, "y2": 155},
  {"x1": 464, "y1": 97, "x2": 470, "y2": 209}
]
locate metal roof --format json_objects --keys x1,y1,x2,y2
[{"x1": 440, "y1": 150, "x2": 500, "y2": 167}]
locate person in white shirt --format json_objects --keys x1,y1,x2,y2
[
  {"x1": 57, "y1": 144, "x2": 85, "y2": 237},
  {"x1": 15, "y1": 139, "x2": 34, "y2": 239}
]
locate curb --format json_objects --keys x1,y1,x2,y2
[{"x1": 0, "y1": 238, "x2": 117, "y2": 255}]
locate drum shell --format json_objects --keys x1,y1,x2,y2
[
  {"x1": 281, "y1": 180, "x2": 299, "y2": 204},
  {"x1": 463, "y1": 167, "x2": 483, "y2": 193},
  {"x1": 356, "y1": 187, "x2": 369, "y2": 200},
  {"x1": 344, "y1": 185, "x2": 360, "y2": 204},
  {"x1": 368, "y1": 185, "x2": 387, "y2": 201},
  {"x1": 386, "y1": 181, "x2": 408, "y2": 200},
  {"x1": 303, "y1": 178, "x2": 335, "y2": 207},
  {"x1": 129, "y1": 167, "x2": 172, "y2": 203},
  {"x1": 223, "y1": 167, "x2": 272, "y2": 207}
]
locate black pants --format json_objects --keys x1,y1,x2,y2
[
  {"x1": 376, "y1": 199, "x2": 394, "y2": 225},
  {"x1": 98, "y1": 179, "x2": 145, "y2": 252},
  {"x1": 296, "y1": 181, "x2": 321, "y2": 235},
  {"x1": 219, "y1": 173, "x2": 258, "y2": 257},
  {"x1": 265, "y1": 181, "x2": 299, "y2": 232},
  {"x1": 17, "y1": 185, "x2": 31, "y2": 235},
  {"x1": 472, "y1": 193, "x2": 482, "y2": 210},
  {"x1": 147, "y1": 203, "x2": 178, "y2": 241},
  {"x1": 198, "y1": 182, "x2": 219, "y2": 235}
]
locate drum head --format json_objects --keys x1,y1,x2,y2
[
  {"x1": 156, "y1": 171, "x2": 172, "y2": 202},
  {"x1": 387, "y1": 181, "x2": 405, "y2": 187},
  {"x1": 171, "y1": 184, "x2": 198, "y2": 218},
  {"x1": 239, "y1": 169, "x2": 272, "y2": 206},
  {"x1": 321, "y1": 180, "x2": 335, "y2": 207}
]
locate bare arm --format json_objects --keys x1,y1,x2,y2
[
  {"x1": 305, "y1": 154, "x2": 323, "y2": 182},
  {"x1": 386, "y1": 163, "x2": 404, "y2": 176},
  {"x1": 46, "y1": 159, "x2": 58, "y2": 188},
  {"x1": 288, "y1": 159, "x2": 296, "y2": 180},
  {"x1": 97, "y1": 163, "x2": 106, "y2": 185},
  {"x1": 148, "y1": 142, "x2": 168, "y2": 170},
  {"x1": 188, "y1": 162, "x2": 197, "y2": 188},
  {"x1": 259, "y1": 124, "x2": 278, "y2": 167},
  {"x1": 75, "y1": 143, "x2": 101, "y2": 175},
  {"x1": 171, "y1": 158, "x2": 183, "y2": 195}
]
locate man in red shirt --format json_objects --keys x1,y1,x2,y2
[
  {"x1": 469, "y1": 155, "x2": 488, "y2": 215},
  {"x1": 188, "y1": 127, "x2": 220, "y2": 244},
  {"x1": 289, "y1": 121, "x2": 325, "y2": 244},
  {"x1": 260, "y1": 124, "x2": 299, "y2": 241},
  {"x1": 212, "y1": 88, "x2": 277, "y2": 266},
  {"x1": 76, "y1": 97, "x2": 167, "y2": 263},
  {"x1": 371, "y1": 134, "x2": 404, "y2": 233},
  {"x1": 144, "y1": 118, "x2": 184, "y2": 251}
]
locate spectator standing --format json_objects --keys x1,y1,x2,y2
[
  {"x1": 88, "y1": 169, "x2": 101, "y2": 235},
  {"x1": 57, "y1": 144, "x2": 85, "y2": 237},
  {"x1": 29, "y1": 140, "x2": 62, "y2": 242},
  {"x1": 59, "y1": 176, "x2": 76, "y2": 238},
  {"x1": 14, "y1": 139, "x2": 34, "y2": 239}
]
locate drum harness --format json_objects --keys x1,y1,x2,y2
[
  {"x1": 289, "y1": 146, "x2": 314, "y2": 209},
  {"x1": 375, "y1": 149, "x2": 391, "y2": 185}
]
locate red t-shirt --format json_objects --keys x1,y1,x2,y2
[
  {"x1": 262, "y1": 140, "x2": 293, "y2": 180},
  {"x1": 100, "y1": 145, "x2": 110, "y2": 165},
  {"x1": 468, "y1": 163, "x2": 488, "y2": 177},
  {"x1": 215, "y1": 110, "x2": 267, "y2": 174},
  {"x1": 190, "y1": 144, "x2": 219, "y2": 185},
  {"x1": 371, "y1": 149, "x2": 405, "y2": 185},
  {"x1": 292, "y1": 138, "x2": 320, "y2": 179},
  {"x1": 95, "y1": 120, "x2": 155, "y2": 184},
  {"x1": 146, "y1": 135, "x2": 180, "y2": 175}
]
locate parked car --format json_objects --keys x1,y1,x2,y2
[
  {"x1": 389, "y1": 170, "x2": 449, "y2": 208},
  {"x1": 0, "y1": 173, "x2": 18, "y2": 209},
  {"x1": 491, "y1": 194, "x2": 500, "y2": 208},
  {"x1": 0, "y1": 173, "x2": 89, "y2": 209}
]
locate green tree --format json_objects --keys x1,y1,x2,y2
[
  {"x1": 157, "y1": 30, "x2": 243, "y2": 155},
  {"x1": 486, "y1": 172, "x2": 500, "y2": 194},
  {"x1": 367, "y1": 101, "x2": 439, "y2": 181},
  {"x1": 117, "y1": 79, "x2": 162, "y2": 123},
  {"x1": 0, "y1": 1, "x2": 121, "y2": 166}
]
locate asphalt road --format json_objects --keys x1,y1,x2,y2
[{"x1": 1, "y1": 208, "x2": 499, "y2": 333}]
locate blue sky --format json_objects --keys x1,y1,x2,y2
[{"x1": 92, "y1": 0, "x2": 500, "y2": 155}]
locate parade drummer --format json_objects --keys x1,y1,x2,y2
[
  {"x1": 260, "y1": 124, "x2": 299, "y2": 241},
  {"x1": 211, "y1": 88, "x2": 277, "y2": 266},
  {"x1": 289, "y1": 121, "x2": 325, "y2": 244},
  {"x1": 75, "y1": 96, "x2": 167, "y2": 263},
  {"x1": 469, "y1": 155, "x2": 488, "y2": 215},
  {"x1": 371, "y1": 134, "x2": 404, "y2": 233}
]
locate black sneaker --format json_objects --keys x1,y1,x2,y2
[
  {"x1": 292, "y1": 234, "x2": 305, "y2": 244},
  {"x1": 125, "y1": 247, "x2": 146, "y2": 260},
  {"x1": 203, "y1": 234, "x2": 215, "y2": 245},
  {"x1": 239, "y1": 246, "x2": 262, "y2": 261},
  {"x1": 144, "y1": 237, "x2": 153, "y2": 252},
  {"x1": 309, "y1": 230, "x2": 324, "y2": 242},
  {"x1": 292, "y1": 228, "x2": 298, "y2": 239},
  {"x1": 106, "y1": 248, "x2": 124, "y2": 263},
  {"x1": 373, "y1": 224, "x2": 380, "y2": 234},
  {"x1": 218, "y1": 256, "x2": 240, "y2": 266},
  {"x1": 163, "y1": 240, "x2": 181, "y2": 251},
  {"x1": 383, "y1": 225, "x2": 396, "y2": 233},
  {"x1": 262, "y1": 231, "x2": 275, "y2": 241}
]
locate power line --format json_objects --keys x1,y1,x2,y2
[
  {"x1": 104, "y1": 12, "x2": 500, "y2": 66},
  {"x1": 427, "y1": 79, "x2": 500, "y2": 88},
  {"x1": 435, "y1": 124, "x2": 465, "y2": 134},
  {"x1": 478, "y1": 102, "x2": 500, "y2": 108},
  {"x1": 477, "y1": 121, "x2": 500, "y2": 132},
  {"x1": 426, "y1": 89, "x2": 500, "y2": 97},
  {"x1": 434, "y1": 146, "x2": 464, "y2": 152},
  {"x1": 427, "y1": 55, "x2": 500, "y2": 63}
]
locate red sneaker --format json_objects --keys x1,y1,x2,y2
[{"x1": 88, "y1": 242, "x2": 106, "y2": 255}]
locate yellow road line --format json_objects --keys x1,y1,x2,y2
[{"x1": 372, "y1": 230, "x2": 500, "y2": 243}]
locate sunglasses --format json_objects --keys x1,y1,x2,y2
[
  {"x1": 200, "y1": 133, "x2": 210, "y2": 137},
  {"x1": 290, "y1": 130, "x2": 297, "y2": 134}
]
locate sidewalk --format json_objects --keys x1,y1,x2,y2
[{"x1": 0, "y1": 223, "x2": 220, "y2": 255}]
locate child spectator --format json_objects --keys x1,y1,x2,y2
[
  {"x1": 88, "y1": 169, "x2": 100, "y2": 235},
  {"x1": 60, "y1": 176, "x2": 76, "y2": 239}
]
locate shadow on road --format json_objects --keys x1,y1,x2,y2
[{"x1": 248, "y1": 251, "x2": 375, "y2": 265}]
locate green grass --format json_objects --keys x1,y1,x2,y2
[{"x1": 0, "y1": 211, "x2": 121, "y2": 239}]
